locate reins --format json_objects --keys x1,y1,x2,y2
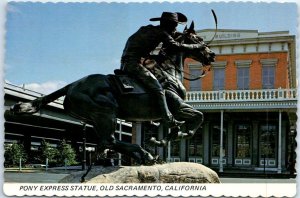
[{"x1": 159, "y1": 49, "x2": 207, "y2": 81}]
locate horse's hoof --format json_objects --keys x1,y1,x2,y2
[
  {"x1": 145, "y1": 154, "x2": 159, "y2": 165},
  {"x1": 150, "y1": 121, "x2": 160, "y2": 126},
  {"x1": 160, "y1": 140, "x2": 168, "y2": 147},
  {"x1": 148, "y1": 137, "x2": 168, "y2": 147},
  {"x1": 145, "y1": 153, "x2": 154, "y2": 161}
]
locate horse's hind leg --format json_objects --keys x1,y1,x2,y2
[
  {"x1": 66, "y1": 87, "x2": 154, "y2": 164},
  {"x1": 112, "y1": 139, "x2": 155, "y2": 164},
  {"x1": 90, "y1": 111, "x2": 154, "y2": 165}
]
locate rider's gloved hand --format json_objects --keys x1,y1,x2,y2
[{"x1": 182, "y1": 42, "x2": 207, "y2": 50}]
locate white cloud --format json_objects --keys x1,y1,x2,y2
[{"x1": 21, "y1": 81, "x2": 67, "y2": 95}]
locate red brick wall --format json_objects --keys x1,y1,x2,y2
[{"x1": 184, "y1": 52, "x2": 289, "y2": 91}]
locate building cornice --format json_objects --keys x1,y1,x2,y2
[{"x1": 190, "y1": 100, "x2": 297, "y2": 111}]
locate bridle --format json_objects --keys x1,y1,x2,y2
[
  {"x1": 159, "y1": 49, "x2": 208, "y2": 81},
  {"x1": 158, "y1": 31, "x2": 214, "y2": 81},
  {"x1": 158, "y1": 10, "x2": 217, "y2": 81}
]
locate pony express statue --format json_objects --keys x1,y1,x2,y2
[{"x1": 10, "y1": 12, "x2": 216, "y2": 165}]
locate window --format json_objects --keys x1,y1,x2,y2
[
  {"x1": 260, "y1": 59, "x2": 277, "y2": 89},
  {"x1": 189, "y1": 69, "x2": 202, "y2": 91},
  {"x1": 237, "y1": 67, "x2": 249, "y2": 90},
  {"x1": 235, "y1": 60, "x2": 251, "y2": 90},
  {"x1": 188, "y1": 128, "x2": 203, "y2": 157},
  {"x1": 235, "y1": 124, "x2": 251, "y2": 158},
  {"x1": 171, "y1": 141, "x2": 180, "y2": 156},
  {"x1": 188, "y1": 63, "x2": 202, "y2": 91},
  {"x1": 260, "y1": 124, "x2": 277, "y2": 158},
  {"x1": 262, "y1": 66, "x2": 275, "y2": 89},
  {"x1": 211, "y1": 124, "x2": 227, "y2": 157},
  {"x1": 213, "y1": 68, "x2": 225, "y2": 90}
]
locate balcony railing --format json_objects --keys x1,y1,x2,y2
[{"x1": 185, "y1": 89, "x2": 297, "y2": 103}]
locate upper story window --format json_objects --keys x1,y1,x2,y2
[
  {"x1": 235, "y1": 60, "x2": 251, "y2": 90},
  {"x1": 188, "y1": 63, "x2": 202, "y2": 91},
  {"x1": 260, "y1": 59, "x2": 277, "y2": 89},
  {"x1": 237, "y1": 67, "x2": 249, "y2": 90},
  {"x1": 212, "y1": 61, "x2": 227, "y2": 90},
  {"x1": 214, "y1": 68, "x2": 225, "y2": 90}
]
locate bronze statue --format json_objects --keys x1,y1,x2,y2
[
  {"x1": 146, "y1": 22, "x2": 215, "y2": 146},
  {"x1": 121, "y1": 12, "x2": 207, "y2": 129},
  {"x1": 10, "y1": 16, "x2": 215, "y2": 165}
]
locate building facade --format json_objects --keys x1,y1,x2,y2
[
  {"x1": 4, "y1": 83, "x2": 133, "y2": 166},
  {"x1": 139, "y1": 29, "x2": 297, "y2": 174}
]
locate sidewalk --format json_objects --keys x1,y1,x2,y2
[
  {"x1": 5, "y1": 172, "x2": 69, "y2": 183},
  {"x1": 219, "y1": 177, "x2": 296, "y2": 183},
  {"x1": 4, "y1": 167, "x2": 82, "y2": 183}
]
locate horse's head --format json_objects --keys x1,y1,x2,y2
[{"x1": 180, "y1": 21, "x2": 216, "y2": 66}]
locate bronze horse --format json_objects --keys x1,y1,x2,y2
[
  {"x1": 10, "y1": 22, "x2": 215, "y2": 164},
  {"x1": 148, "y1": 22, "x2": 215, "y2": 146}
]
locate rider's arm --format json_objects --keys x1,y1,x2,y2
[{"x1": 162, "y1": 31, "x2": 206, "y2": 51}]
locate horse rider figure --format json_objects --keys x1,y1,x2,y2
[{"x1": 120, "y1": 12, "x2": 206, "y2": 128}]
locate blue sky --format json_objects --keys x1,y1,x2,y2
[{"x1": 4, "y1": 1, "x2": 298, "y2": 93}]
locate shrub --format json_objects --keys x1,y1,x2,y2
[
  {"x1": 4, "y1": 143, "x2": 27, "y2": 167},
  {"x1": 56, "y1": 140, "x2": 77, "y2": 166},
  {"x1": 39, "y1": 139, "x2": 58, "y2": 165}
]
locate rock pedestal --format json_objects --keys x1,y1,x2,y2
[{"x1": 60, "y1": 162, "x2": 220, "y2": 183}]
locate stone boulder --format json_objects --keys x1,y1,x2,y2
[{"x1": 60, "y1": 162, "x2": 220, "y2": 183}]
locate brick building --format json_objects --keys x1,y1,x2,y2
[{"x1": 139, "y1": 29, "x2": 297, "y2": 174}]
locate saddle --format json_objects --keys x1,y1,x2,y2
[{"x1": 108, "y1": 69, "x2": 147, "y2": 95}]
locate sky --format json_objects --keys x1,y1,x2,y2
[{"x1": 4, "y1": 1, "x2": 298, "y2": 94}]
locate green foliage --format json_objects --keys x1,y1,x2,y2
[
  {"x1": 56, "y1": 139, "x2": 77, "y2": 166},
  {"x1": 4, "y1": 142, "x2": 27, "y2": 167},
  {"x1": 4, "y1": 139, "x2": 78, "y2": 167},
  {"x1": 39, "y1": 139, "x2": 58, "y2": 165}
]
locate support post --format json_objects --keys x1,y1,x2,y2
[
  {"x1": 278, "y1": 110, "x2": 282, "y2": 173},
  {"x1": 46, "y1": 158, "x2": 48, "y2": 172},
  {"x1": 19, "y1": 158, "x2": 22, "y2": 172},
  {"x1": 135, "y1": 122, "x2": 142, "y2": 145},
  {"x1": 167, "y1": 128, "x2": 171, "y2": 163},
  {"x1": 219, "y1": 110, "x2": 224, "y2": 172},
  {"x1": 118, "y1": 119, "x2": 122, "y2": 166},
  {"x1": 157, "y1": 125, "x2": 164, "y2": 158},
  {"x1": 82, "y1": 123, "x2": 87, "y2": 170}
]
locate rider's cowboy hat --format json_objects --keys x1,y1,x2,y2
[{"x1": 150, "y1": 12, "x2": 187, "y2": 24}]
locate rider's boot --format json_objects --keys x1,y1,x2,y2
[{"x1": 155, "y1": 90, "x2": 184, "y2": 128}]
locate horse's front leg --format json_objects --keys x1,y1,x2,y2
[
  {"x1": 113, "y1": 139, "x2": 156, "y2": 165},
  {"x1": 149, "y1": 90, "x2": 204, "y2": 146},
  {"x1": 149, "y1": 126, "x2": 192, "y2": 147}
]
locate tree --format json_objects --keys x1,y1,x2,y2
[
  {"x1": 56, "y1": 140, "x2": 77, "y2": 166},
  {"x1": 4, "y1": 143, "x2": 27, "y2": 167},
  {"x1": 39, "y1": 139, "x2": 58, "y2": 165}
]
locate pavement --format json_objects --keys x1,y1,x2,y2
[
  {"x1": 220, "y1": 177, "x2": 296, "y2": 183},
  {"x1": 4, "y1": 168, "x2": 297, "y2": 183}
]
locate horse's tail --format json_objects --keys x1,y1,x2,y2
[{"x1": 10, "y1": 84, "x2": 71, "y2": 114}]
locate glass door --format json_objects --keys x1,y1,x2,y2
[
  {"x1": 211, "y1": 123, "x2": 227, "y2": 166},
  {"x1": 188, "y1": 128, "x2": 203, "y2": 164},
  {"x1": 234, "y1": 123, "x2": 252, "y2": 166},
  {"x1": 259, "y1": 123, "x2": 277, "y2": 167}
]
